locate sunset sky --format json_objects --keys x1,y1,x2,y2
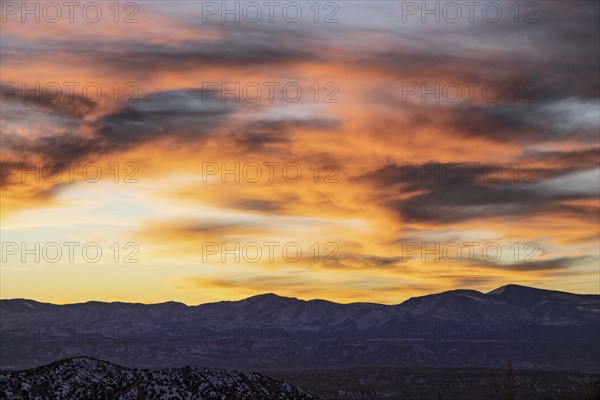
[{"x1": 1, "y1": 1, "x2": 599, "y2": 305}]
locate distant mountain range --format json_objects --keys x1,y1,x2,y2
[
  {"x1": 0, "y1": 357, "x2": 318, "y2": 400},
  {"x1": 1, "y1": 285, "x2": 598, "y2": 371}
]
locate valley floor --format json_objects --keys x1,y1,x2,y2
[{"x1": 265, "y1": 367, "x2": 600, "y2": 400}]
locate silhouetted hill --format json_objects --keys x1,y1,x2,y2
[{"x1": 1, "y1": 285, "x2": 598, "y2": 371}]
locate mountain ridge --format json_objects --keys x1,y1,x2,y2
[
  {"x1": 3, "y1": 284, "x2": 598, "y2": 308},
  {"x1": 2, "y1": 284, "x2": 597, "y2": 371}
]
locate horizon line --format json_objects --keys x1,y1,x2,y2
[{"x1": 2, "y1": 284, "x2": 597, "y2": 307}]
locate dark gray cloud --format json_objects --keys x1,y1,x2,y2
[
  {"x1": 359, "y1": 160, "x2": 599, "y2": 224},
  {"x1": 1, "y1": 89, "x2": 234, "y2": 164},
  {"x1": 361, "y1": 151, "x2": 600, "y2": 187},
  {"x1": 441, "y1": 103, "x2": 597, "y2": 142},
  {"x1": 1, "y1": 84, "x2": 97, "y2": 119},
  {"x1": 94, "y1": 89, "x2": 234, "y2": 146},
  {"x1": 390, "y1": 182, "x2": 596, "y2": 224},
  {"x1": 233, "y1": 118, "x2": 340, "y2": 151},
  {"x1": 360, "y1": 1, "x2": 599, "y2": 103},
  {"x1": 227, "y1": 198, "x2": 295, "y2": 213},
  {"x1": 475, "y1": 256, "x2": 592, "y2": 272}
]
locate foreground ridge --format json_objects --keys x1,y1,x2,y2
[{"x1": 0, "y1": 357, "x2": 319, "y2": 400}]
